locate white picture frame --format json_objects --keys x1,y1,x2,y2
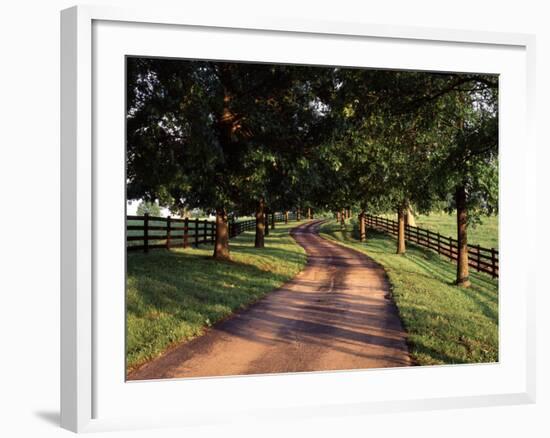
[{"x1": 60, "y1": 4, "x2": 536, "y2": 433}]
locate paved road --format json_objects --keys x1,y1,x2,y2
[{"x1": 128, "y1": 220, "x2": 411, "y2": 380}]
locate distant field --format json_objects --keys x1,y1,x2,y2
[
  {"x1": 415, "y1": 212, "x2": 498, "y2": 249},
  {"x1": 381, "y1": 211, "x2": 498, "y2": 249}
]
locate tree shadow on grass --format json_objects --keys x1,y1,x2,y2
[
  {"x1": 392, "y1": 249, "x2": 498, "y2": 321},
  {"x1": 126, "y1": 242, "x2": 309, "y2": 364},
  {"x1": 129, "y1": 281, "x2": 413, "y2": 380},
  {"x1": 233, "y1": 246, "x2": 306, "y2": 267},
  {"x1": 398, "y1": 306, "x2": 498, "y2": 364},
  {"x1": 320, "y1": 220, "x2": 498, "y2": 365},
  {"x1": 356, "y1": 228, "x2": 497, "y2": 313}
]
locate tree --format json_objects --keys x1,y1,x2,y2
[
  {"x1": 254, "y1": 196, "x2": 265, "y2": 248},
  {"x1": 431, "y1": 82, "x2": 498, "y2": 286},
  {"x1": 316, "y1": 69, "x2": 497, "y2": 286},
  {"x1": 136, "y1": 200, "x2": 161, "y2": 217},
  {"x1": 127, "y1": 59, "x2": 251, "y2": 260},
  {"x1": 323, "y1": 69, "x2": 441, "y2": 252},
  {"x1": 230, "y1": 64, "x2": 334, "y2": 247},
  {"x1": 127, "y1": 59, "x2": 333, "y2": 259},
  {"x1": 126, "y1": 57, "x2": 498, "y2": 283}
]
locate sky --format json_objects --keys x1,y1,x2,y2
[{"x1": 126, "y1": 200, "x2": 172, "y2": 217}]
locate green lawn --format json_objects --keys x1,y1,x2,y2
[
  {"x1": 126, "y1": 220, "x2": 309, "y2": 373},
  {"x1": 381, "y1": 211, "x2": 499, "y2": 249},
  {"x1": 319, "y1": 219, "x2": 498, "y2": 366}
]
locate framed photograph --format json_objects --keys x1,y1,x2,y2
[{"x1": 61, "y1": 5, "x2": 536, "y2": 433}]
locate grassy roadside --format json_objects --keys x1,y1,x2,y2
[
  {"x1": 126, "y1": 220, "x2": 309, "y2": 373},
  {"x1": 319, "y1": 219, "x2": 498, "y2": 366}
]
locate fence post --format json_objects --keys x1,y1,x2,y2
[
  {"x1": 166, "y1": 215, "x2": 171, "y2": 249},
  {"x1": 203, "y1": 219, "x2": 208, "y2": 243},
  {"x1": 184, "y1": 217, "x2": 189, "y2": 248},
  {"x1": 194, "y1": 218, "x2": 199, "y2": 247},
  {"x1": 437, "y1": 232, "x2": 441, "y2": 254},
  {"x1": 491, "y1": 248, "x2": 497, "y2": 278},
  {"x1": 476, "y1": 244, "x2": 481, "y2": 272},
  {"x1": 143, "y1": 213, "x2": 149, "y2": 253},
  {"x1": 449, "y1": 237, "x2": 453, "y2": 261}
]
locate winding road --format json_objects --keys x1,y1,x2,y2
[{"x1": 128, "y1": 220, "x2": 411, "y2": 380}]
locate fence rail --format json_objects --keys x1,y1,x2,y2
[
  {"x1": 364, "y1": 214, "x2": 499, "y2": 278},
  {"x1": 127, "y1": 211, "x2": 297, "y2": 252}
]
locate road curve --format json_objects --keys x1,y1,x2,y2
[{"x1": 128, "y1": 220, "x2": 411, "y2": 380}]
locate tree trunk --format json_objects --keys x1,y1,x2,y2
[
  {"x1": 264, "y1": 209, "x2": 269, "y2": 236},
  {"x1": 336, "y1": 211, "x2": 341, "y2": 223},
  {"x1": 397, "y1": 206, "x2": 406, "y2": 254},
  {"x1": 456, "y1": 185, "x2": 471, "y2": 287},
  {"x1": 255, "y1": 198, "x2": 265, "y2": 248},
  {"x1": 340, "y1": 208, "x2": 346, "y2": 228},
  {"x1": 307, "y1": 207, "x2": 312, "y2": 220},
  {"x1": 284, "y1": 211, "x2": 289, "y2": 224},
  {"x1": 297, "y1": 207, "x2": 301, "y2": 221},
  {"x1": 271, "y1": 212, "x2": 275, "y2": 229},
  {"x1": 405, "y1": 206, "x2": 417, "y2": 228},
  {"x1": 213, "y1": 207, "x2": 230, "y2": 260},
  {"x1": 213, "y1": 81, "x2": 234, "y2": 261},
  {"x1": 359, "y1": 210, "x2": 366, "y2": 242}
]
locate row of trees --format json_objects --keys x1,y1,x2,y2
[{"x1": 126, "y1": 58, "x2": 498, "y2": 287}]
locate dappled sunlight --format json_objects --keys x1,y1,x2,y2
[
  {"x1": 320, "y1": 219, "x2": 498, "y2": 366},
  {"x1": 128, "y1": 220, "x2": 411, "y2": 380},
  {"x1": 126, "y1": 221, "x2": 309, "y2": 371}
]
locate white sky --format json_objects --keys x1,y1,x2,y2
[{"x1": 126, "y1": 200, "x2": 172, "y2": 217}]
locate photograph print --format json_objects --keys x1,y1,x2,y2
[{"x1": 125, "y1": 57, "x2": 498, "y2": 381}]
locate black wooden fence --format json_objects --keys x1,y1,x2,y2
[
  {"x1": 364, "y1": 214, "x2": 499, "y2": 278},
  {"x1": 127, "y1": 211, "x2": 296, "y2": 252}
]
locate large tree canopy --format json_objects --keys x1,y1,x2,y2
[{"x1": 127, "y1": 57, "x2": 498, "y2": 282}]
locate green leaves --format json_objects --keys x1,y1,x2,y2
[{"x1": 127, "y1": 58, "x2": 498, "y2": 222}]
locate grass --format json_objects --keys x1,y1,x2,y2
[
  {"x1": 126, "y1": 220, "x2": 309, "y2": 373},
  {"x1": 381, "y1": 211, "x2": 499, "y2": 249},
  {"x1": 319, "y1": 219, "x2": 498, "y2": 366}
]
